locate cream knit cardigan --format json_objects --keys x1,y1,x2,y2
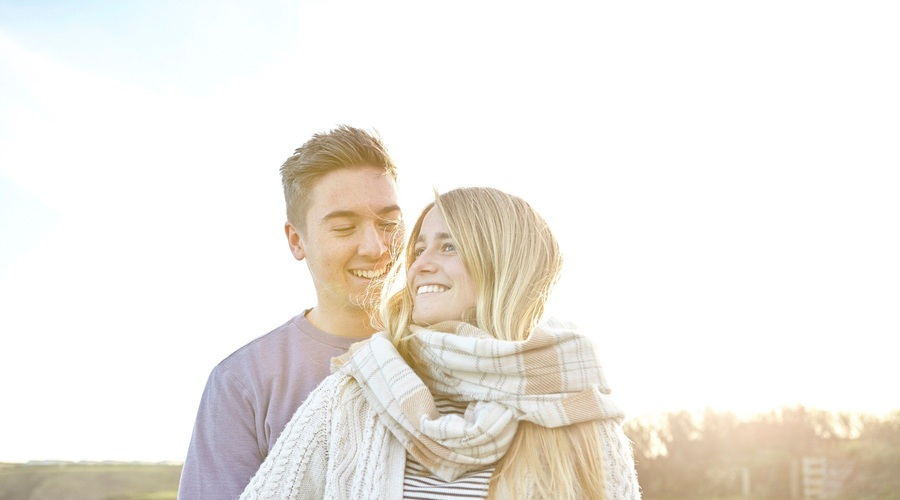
[{"x1": 240, "y1": 321, "x2": 641, "y2": 499}]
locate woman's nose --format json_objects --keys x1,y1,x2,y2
[{"x1": 410, "y1": 249, "x2": 437, "y2": 274}]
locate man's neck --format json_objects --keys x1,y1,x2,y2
[{"x1": 305, "y1": 306, "x2": 377, "y2": 338}]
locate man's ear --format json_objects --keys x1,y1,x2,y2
[{"x1": 285, "y1": 222, "x2": 306, "y2": 261}]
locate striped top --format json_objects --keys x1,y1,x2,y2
[
  {"x1": 403, "y1": 397, "x2": 495, "y2": 499},
  {"x1": 403, "y1": 456, "x2": 494, "y2": 500}
]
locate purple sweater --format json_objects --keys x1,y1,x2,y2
[{"x1": 178, "y1": 311, "x2": 370, "y2": 499}]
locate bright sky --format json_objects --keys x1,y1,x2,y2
[{"x1": 1, "y1": 1, "x2": 898, "y2": 463}]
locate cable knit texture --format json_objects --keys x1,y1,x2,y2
[{"x1": 240, "y1": 318, "x2": 641, "y2": 499}]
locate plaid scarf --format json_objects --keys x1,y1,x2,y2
[{"x1": 331, "y1": 318, "x2": 624, "y2": 482}]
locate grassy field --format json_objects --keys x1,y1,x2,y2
[
  {"x1": 0, "y1": 462, "x2": 181, "y2": 500},
  {"x1": 0, "y1": 462, "x2": 789, "y2": 500}
]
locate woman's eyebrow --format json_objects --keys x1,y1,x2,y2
[{"x1": 415, "y1": 232, "x2": 452, "y2": 244}]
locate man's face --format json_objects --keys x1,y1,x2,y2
[{"x1": 286, "y1": 166, "x2": 401, "y2": 314}]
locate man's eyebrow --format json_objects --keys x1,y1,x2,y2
[
  {"x1": 377, "y1": 205, "x2": 403, "y2": 217},
  {"x1": 321, "y1": 205, "x2": 402, "y2": 222}
]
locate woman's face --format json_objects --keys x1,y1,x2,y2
[{"x1": 407, "y1": 207, "x2": 477, "y2": 326}]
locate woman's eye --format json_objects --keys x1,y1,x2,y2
[
  {"x1": 334, "y1": 226, "x2": 355, "y2": 233},
  {"x1": 442, "y1": 243, "x2": 456, "y2": 252},
  {"x1": 413, "y1": 247, "x2": 425, "y2": 257}
]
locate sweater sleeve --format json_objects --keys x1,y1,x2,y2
[
  {"x1": 240, "y1": 375, "x2": 346, "y2": 499},
  {"x1": 179, "y1": 366, "x2": 265, "y2": 500},
  {"x1": 599, "y1": 419, "x2": 643, "y2": 499}
]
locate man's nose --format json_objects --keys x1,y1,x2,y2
[{"x1": 359, "y1": 223, "x2": 388, "y2": 257}]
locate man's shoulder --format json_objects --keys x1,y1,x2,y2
[
  {"x1": 214, "y1": 313, "x2": 309, "y2": 369},
  {"x1": 208, "y1": 311, "x2": 364, "y2": 381}
]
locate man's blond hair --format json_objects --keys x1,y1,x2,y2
[{"x1": 280, "y1": 125, "x2": 398, "y2": 231}]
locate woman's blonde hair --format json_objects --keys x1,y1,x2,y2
[{"x1": 378, "y1": 186, "x2": 606, "y2": 499}]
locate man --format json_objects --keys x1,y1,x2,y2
[{"x1": 178, "y1": 125, "x2": 402, "y2": 499}]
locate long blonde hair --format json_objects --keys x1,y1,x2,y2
[{"x1": 378, "y1": 187, "x2": 606, "y2": 499}]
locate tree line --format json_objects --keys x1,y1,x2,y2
[{"x1": 624, "y1": 406, "x2": 900, "y2": 500}]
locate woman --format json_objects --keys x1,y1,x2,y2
[{"x1": 241, "y1": 187, "x2": 641, "y2": 499}]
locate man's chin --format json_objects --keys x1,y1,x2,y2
[{"x1": 349, "y1": 284, "x2": 383, "y2": 311}]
